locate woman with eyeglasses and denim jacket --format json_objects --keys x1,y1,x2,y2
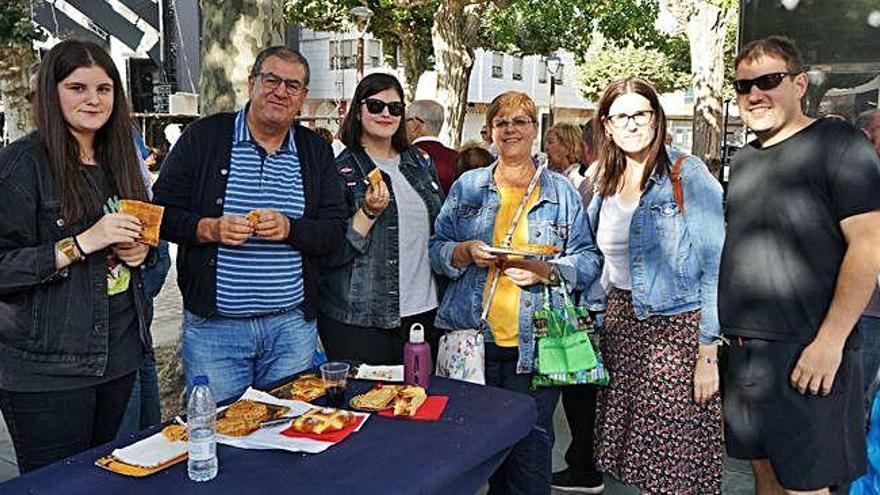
[
  {"x1": 430, "y1": 91, "x2": 602, "y2": 495},
  {"x1": 319, "y1": 73, "x2": 444, "y2": 366},
  {"x1": 587, "y1": 77, "x2": 725, "y2": 493}
]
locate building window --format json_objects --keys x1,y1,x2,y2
[
  {"x1": 330, "y1": 39, "x2": 382, "y2": 69},
  {"x1": 512, "y1": 56, "x2": 523, "y2": 81},
  {"x1": 329, "y1": 40, "x2": 355, "y2": 69},
  {"x1": 368, "y1": 39, "x2": 381, "y2": 68},
  {"x1": 537, "y1": 59, "x2": 547, "y2": 84},
  {"x1": 491, "y1": 53, "x2": 504, "y2": 79}
]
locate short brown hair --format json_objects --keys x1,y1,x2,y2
[
  {"x1": 735, "y1": 36, "x2": 804, "y2": 74},
  {"x1": 486, "y1": 91, "x2": 538, "y2": 127},
  {"x1": 545, "y1": 123, "x2": 583, "y2": 167}
]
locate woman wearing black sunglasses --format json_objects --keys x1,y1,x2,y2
[{"x1": 319, "y1": 73, "x2": 444, "y2": 366}]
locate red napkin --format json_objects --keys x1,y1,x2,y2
[
  {"x1": 378, "y1": 396, "x2": 448, "y2": 421},
  {"x1": 279, "y1": 415, "x2": 366, "y2": 443}
]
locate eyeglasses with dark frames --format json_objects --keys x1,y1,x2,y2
[
  {"x1": 257, "y1": 72, "x2": 306, "y2": 95},
  {"x1": 733, "y1": 72, "x2": 797, "y2": 95},
  {"x1": 361, "y1": 98, "x2": 405, "y2": 117},
  {"x1": 607, "y1": 110, "x2": 654, "y2": 129}
]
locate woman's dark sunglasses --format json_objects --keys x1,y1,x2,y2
[
  {"x1": 733, "y1": 72, "x2": 796, "y2": 95},
  {"x1": 362, "y1": 98, "x2": 405, "y2": 117}
]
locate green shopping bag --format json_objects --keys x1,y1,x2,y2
[{"x1": 534, "y1": 283, "x2": 598, "y2": 377}]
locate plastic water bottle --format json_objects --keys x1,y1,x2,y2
[
  {"x1": 404, "y1": 323, "x2": 432, "y2": 389},
  {"x1": 187, "y1": 375, "x2": 218, "y2": 482}
]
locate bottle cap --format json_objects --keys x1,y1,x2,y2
[
  {"x1": 193, "y1": 375, "x2": 209, "y2": 386},
  {"x1": 409, "y1": 323, "x2": 424, "y2": 344}
]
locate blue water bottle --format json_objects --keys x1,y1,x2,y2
[{"x1": 187, "y1": 375, "x2": 218, "y2": 481}]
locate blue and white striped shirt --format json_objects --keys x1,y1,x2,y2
[{"x1": 216, "y1": 106, "x2": 305, "y2": 316}]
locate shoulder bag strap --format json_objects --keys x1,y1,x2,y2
[
  {"x1": 479, "y1": 155, "x2": 549, "y2": 327},
  {"x1": 670, "y1": 154, "x2": 687, "y2": 214}
]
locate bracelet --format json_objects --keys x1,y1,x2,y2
[
  {"x1": 361, "y1": 206, "x2": 378, "y2": 220},
  {"x1": 57, "y1": 237, "x2": 84, "y2": 264},
  {"x1": 72, "y1": 235, "x2": 87, "y2": 257},
  {"x1": 697, "y1": 355, "x2": 719, "y2": 365}
]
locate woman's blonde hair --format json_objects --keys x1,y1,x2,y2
[
  {"x1": 545, "y1": 123, "x2": 583, "y2": 168},
  {"x1": 485, "y1": 91, "x2": 538, "y2": 127}
]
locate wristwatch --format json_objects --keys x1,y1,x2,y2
[
  {"x1": 58, "y1": 237, "x2": 84, "y2": 263},
  {"x1": 361, "y1": 206, "x2": 378, "y2": 220}
]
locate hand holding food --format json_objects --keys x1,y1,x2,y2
[
  {"x1": 118, "y1": 200, "x2": 164, "y2": 247},
  {"x1": 77, "y1": 213, "x2": 143, "y2": 254},
  {"x1": 363, "y1": 168, "x2": 390, "y2": 217},
  {"x1": 112, "y1": 241, "x2": 150, "y2": 267},
  {"x1": 251, "y1": 209, "x2": 291, "y2": 241}
]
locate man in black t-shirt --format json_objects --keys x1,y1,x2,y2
[{"x1": 720, "y1": 36, "x2": 880, "y2": 493}]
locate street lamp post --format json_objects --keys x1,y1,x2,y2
[
  {"x1": 350, "y1": 6, "x2": 374, "y2": 82},
  {"x1": 546, "y1": 54, "x2": 561, "y2": 127}
]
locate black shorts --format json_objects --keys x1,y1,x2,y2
[{"x1": 722, "y1": 337, "x2": 866, "y2": 490}]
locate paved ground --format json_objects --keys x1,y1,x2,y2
[{"x1": 0, "y1": 244, "x2": 757, "y2": 492}]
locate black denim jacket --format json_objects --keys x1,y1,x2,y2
[
  {"x1": 320, "y1": 145, "x2": 444, "y2": 328},
  {"x1": 0, "y1": 135, "x2": 152, "y2": 384}
]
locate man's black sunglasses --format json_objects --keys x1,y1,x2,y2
[
  {"x1": 361, "y1": 98, "x2": 405, "y2": 117},
  {"x1": 733, "y1": 72, "x2": 798, "y2": 95}
]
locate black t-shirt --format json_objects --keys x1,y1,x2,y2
[
  {"x1": 719, "y1": 118, "x2": 880, "y2": 345},
  {"x1": 10, "y1": 164, "x2": 144, "y2": 392}
]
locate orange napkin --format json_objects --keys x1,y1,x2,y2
[
  {"x1": 279, "y1": 415, "x2": 366, "y2": 444},
  {"x1": 378, "y1": 396, "x2": 448, "y2": 421}
]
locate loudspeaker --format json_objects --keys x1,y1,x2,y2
[{"x1": 739, "y1": 0, "x2": 880, "y2": 68}]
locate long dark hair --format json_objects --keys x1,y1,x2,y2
[
  {"x1": 34, "y1": 40, "x2": 146, "y2": 224},
  {"x1": 593, "y1": 77, "x2": 670, "y2": 198},
  {"x1": 338, "y1": 73, "x2": 409, "y2": 153}
]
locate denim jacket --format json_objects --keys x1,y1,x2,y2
[
  {"x1": 320, "y1": 145, "x2": 444, "y2": 328},
  {"x1": 586, "y1": 148, "x2": 724, "y2": 344},
  {"x1": 0, "y1": 134, "x2": 153, "y2": 382},
  {"x1": 430, "y1": 161, "x2": 603, "y2": 373}
]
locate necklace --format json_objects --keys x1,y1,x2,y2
[{"x1": 79, "y1": 150, "x2": 96, "y2": 164}]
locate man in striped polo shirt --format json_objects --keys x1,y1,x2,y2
[{"x1": 153, "y1": 47, "x2": 347, "y2": 401}]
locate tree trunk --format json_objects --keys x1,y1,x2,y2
[
  {"x1": 433, "y1": 1, "x2": 478, "y2": 148},
  {"x1": 199, "y1": 0, "x2": 284, "y2": 116},
  {"x1": 0, "y1": 44, "x2": 36, "y2": 143},
  {"x1": 398, "y1": 35, "x2": 427, "y2": 103},
  {"x1": 685, "y1": 2, "x2": 730, "y2": 162}
]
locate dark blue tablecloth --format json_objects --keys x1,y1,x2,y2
[{"x1": 0, "y1": 376, "x2": 537, "y2": 495}]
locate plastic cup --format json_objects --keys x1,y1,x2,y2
[{"x1": 319, "y1": 362, "x2": 350, "y2": 408}]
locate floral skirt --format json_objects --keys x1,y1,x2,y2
[{"x1": 595, "y1": 288, "x2": 723, "y2": 494}]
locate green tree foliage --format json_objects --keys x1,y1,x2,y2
[
  {"x1": 0, "y1": 0, "x2": 45, "y2": 141},
  {"x1": 283, "y1": 0, "x2": 437, "y2": 101},
  {"x1": 0, "y1": 0, "x2": 44, "y2": 46},
  {"x1": 576, "y1": 42, "x2": 689, "y2": 100}
]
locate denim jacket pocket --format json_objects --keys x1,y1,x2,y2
[
  {"x1": 649, "y1": 202, "x2": 683, "y2": 239},
  {"x1": 529, "y1": 220, "x2": 569, "y2": 247}
]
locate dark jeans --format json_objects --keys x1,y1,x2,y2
[
  {"x1": 560, "y1": 384, "x2": 600, "y2": 475},
  {"x1": 318, "y1": 309, "x2": 440, "y2": 366},
  {"x1": 485, "y1": 342, "x2": 560, "y2": 495},
  {"x1": 115, "y1": 353, "x2": 161, "y2": 439},
  {"x1": 0, "y1": 373, "x2": 136, "y2": 473}
]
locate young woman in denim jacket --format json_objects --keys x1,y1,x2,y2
[
  {"x1": 430, "y1": 91, "x2": 602, "y2": 495},
  {"x1": 588, "y1": 77, "x2": 725, "y2": 493},
  {"x1": 319, "y1": 73, "x2": 444, "y2": 365},
  {"x1": 0, "y1": 41, "x2": 152, "y2": 472}
]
